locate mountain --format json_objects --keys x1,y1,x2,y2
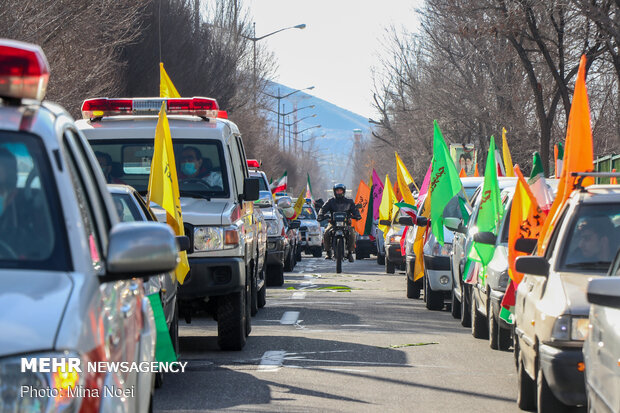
[{"x1": 264, "y1": 82, "x2": 370, "y2": 188}]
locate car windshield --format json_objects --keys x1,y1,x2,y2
[
  {"x1": 111, "y1": 193, "x2": 143, "y2": 222},
  {"x1": 251, "y1": 174, "x2": 269, "y2": 191},
  {"x1": 464, "y1": 186, "x2": 478, "y2": 200},
  {"x1": 299, "y1": 205, "x2": 316, "y2": 220},
  {"x1": 0, "y1": 132, "x2": 69, "y2": 270},
  {"x1": 559, "y1": 204, "x2": 620, "y2": 273},
  {"x1": 89, "y1": 139, "x2": 229, "y2": 199}
]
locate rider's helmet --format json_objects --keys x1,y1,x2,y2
[{"x1": 333, "y1": 183, "x2": 346, "y2": 199}]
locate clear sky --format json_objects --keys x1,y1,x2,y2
[{"x1": 245, "y1": 0, "x2": 423, "y2": 119}]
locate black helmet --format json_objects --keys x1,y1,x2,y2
[{"x1": 333, "y1": 183, "x2": 346, "y2": 199}]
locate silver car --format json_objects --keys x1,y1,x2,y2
[
  {"x1": 584, "y1": 251, "x2": 620, "y2": 413},
  {"x1": 0, "y1": 40, "x2": 178, "y2": 412}
]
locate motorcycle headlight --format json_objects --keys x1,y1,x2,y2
[
  {"x1": 551, "y1": 316, "x2": 589, "y2": 342},
  {"x1": 266, "y1": 220, "x2": 280, "y2": 236},
  {"x1": 389, "y1": 235, "x2": 401, "y2": 244},
  {"x1": 0, "y1": 352, "x2": 83, "y2": 413}
]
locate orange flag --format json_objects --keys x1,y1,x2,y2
[
  {"x1": 508, "y1": 165, "x2": 547, "y2": 285},
  {"x1": 474, "y1": 164, "x2": 480, "y2": 177},
  {"x1": 612, "y1": 169, "x2": 618, "y2": 185},
  {"x1": 538, "y1": 55, "x2": 594, "y2": 255},
  {"x1": 353, "y1": 180, "x2": 371, "y2": 235},
  {"x1": 459, "y1": 168, "x2": 467, "y2": 178}
]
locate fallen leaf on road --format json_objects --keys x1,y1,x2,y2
[{"x1": 380, "y1": 342, "x2": 439, "y2": 349}]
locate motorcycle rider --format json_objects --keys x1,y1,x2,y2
[{"x1": 317, "y1": 183, "x2": 362, "y2": 262}]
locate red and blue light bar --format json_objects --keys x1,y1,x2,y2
[{"x1": 81, "y1": 97, "x2": 226, "y2": 120}]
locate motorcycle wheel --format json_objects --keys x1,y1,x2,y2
[{"x1": 336, "y1": 238, "x2": 343, "y2": 274}]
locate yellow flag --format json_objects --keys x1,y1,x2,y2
[
  {"x1": 160, "y1": 63, "x2": 181, "y2": 98},
  {"x1": 502, "y1": 128, "x2": 515, "y2": 177},
  {"x1": 147, "y1": 103, "x2": 189, "y2": 284},
  {"x1": 378, "y1": 174, "x2": 397, "y2": 236},
  {"x1": 395, "y1": 152, "x2": 419, "y2": 191},
  {"x1": 395, "y1": 152, "x2": 417, "y2": 205},
  {"x1": 291, "y1": 188, "x2": 306, "y2": 219}
]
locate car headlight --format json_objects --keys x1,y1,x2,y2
[
  {"x1": 389, "y1": 235, "x2": 401, "y2": 244},
  {"x1": 498, "y1": 270, "x2": 509, "y2": 289},
  {"x1": 0, "y1": 352, "x2": 83, "y2": 413},
  {"x1": 432, "y1": 242, "x2": 453, "y2": 256},
  {"x1": 551, "y1": 316, "x2": 589, "y2": 342},
  {"x1": 194, "y1": 226, "x2": 239, "y2": 251},
  {"x1": 266, "y1": 220, "x2": 280, "y2": 236}
]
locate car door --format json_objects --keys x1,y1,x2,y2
[{"x1": 62, "y1": 129, "x2": 142, "y2": 397}]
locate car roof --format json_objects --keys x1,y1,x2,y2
[
  {"x1": 574, "y1": 185, "x2": 620, "y2": 204},
  {"x1": 75, "y1": 115, "x2": 239, "y2": 140},
  {"x1": 107, "y1": 184, "x2": 137, "y2": 195},
  {"x1": 460, "y1": 177, "x2": 484, "y2": 187}
]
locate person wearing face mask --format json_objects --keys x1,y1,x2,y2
[{"x1": 178, "y1": 146, "x2": 223, "y2": 190}]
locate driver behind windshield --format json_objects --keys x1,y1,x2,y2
[
  {"x1": 567, "y1": 216, "x2": 615, "y2": 267},
  {"x1": 178, "y1": 146, "x2": 223, "y2": 190}
]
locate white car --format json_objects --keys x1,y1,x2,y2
[
  {"x1": 0, "y1": 40, "x2": 177, "y2": 412},
  {"x1": 584, "y1": 251, "x2": 620, "y2": 413}
]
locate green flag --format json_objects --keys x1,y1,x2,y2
[
  {"x1": 430, "y1": 120, "x2": 463, "y2": 244},
  {"x1": 147, "y1": 293, "x2": 177, "y2": 363},
  {"x1": 473, "y1": 136, "x2": 502, "y2": 266}
]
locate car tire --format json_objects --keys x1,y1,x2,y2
[
  {"x1": 460, "y1": 284, "x2": 471, "y2": 328},
  {"x1": 250, "y1": 266, "x2": 259, "y2": 317},
  {"x1": 284, "y1": 250, "x2": 294, "y2": 272},
  {"x1": 471, "y1": 290, "x2": 489, "y2": 339},
  {"x1": 425, "y1": 276, "x2": 444, "y2": 310},
  {"x1": 386, "y1": 259, "x2": 395, "y2": 274},
  {"x1": 517, "y1": 351, "x2": 536, "y2": 411},
  {"x1": 537, "y1": 365, "x2": 566, "y2": 413},
  {"x1": 217, "y1": 290, "x2": 247, "y2": 351},
  {"x1": 406, "y1": 276, "x2": 421, "y2": 299},
  {"x1": 377, "y1": 253, "x2": 385, "y2": 265},
  {"x1": 451, "y1": 290, "x2": 461, "y2": 319},
  {"x1": 245, "y1": 275, "x2": 252, "y2": 337},
  {"x1": 257, "y1": 270, "x2": 267, "y2": 309},
  {"x1": 295, "y1": 247, "x2": 302, "y2": 262},
  {"x1": 266, "y1": 264, "x2": 284, "y2": 287},
  {"x1": 170, "y1": 302, "x2": 179, "y2": 355}
]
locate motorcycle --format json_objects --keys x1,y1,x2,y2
[{"x1": 330, "y1": 211, "x2": 352, "y2": 274}]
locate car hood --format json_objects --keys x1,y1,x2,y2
[
  {"x1": 544, "y1": 272, "x2": 604, "y2": 316},
  {"x1": 152, "y1": 198, "x2": 228, "y2": 226},
  {"x1": 298, "y1": 219, "x2": 319, "y2": 228},
  {"x1": 0, "y1": 271, "x2": 73, "y2": 357}
]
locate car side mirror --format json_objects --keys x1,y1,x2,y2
[
  {"x1": 444, "y1": 217, "x2": 464, "y2": 233},
  {"x1": 288, "y1": 220, "x2": 301, "y2": 229},
  {"x1": 587, "y1": 278, "x2": 620, "y2": 309},
  {"x1": 104, "y1": 222, "x2": 178, "y2": 282},
  {"x1": 242, "y1": 177, "x2": 260, "y2": 202},
  {"x1": 515, "y1": 256, "x2": 549, "y2": 277},
  {"x1": 176, "y1": 235, "x2": 190, "y2": 252},
  {"x1": 398, "y1": 216, "x2": 414, "y2": 226},
  {"x1": 379, "y1": 219, "x2": 391, "y2": 226},
  {"x1": 416, "y1": 216, "x2": 429, "y2": 227},
  {"x1": 474, "y1": 231, "x2": 497, "y2": 245},
  {"x1": 515, "y1": 238, "x2": 537, "y2": 254}
]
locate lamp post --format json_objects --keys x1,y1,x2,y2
[
  {"x1": 242, "y1": 23, "x2": 306, "y2": 101},
  {"x1": 262, "y1": 86, "x2": 314, "y2": 147}
]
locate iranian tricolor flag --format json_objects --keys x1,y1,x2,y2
[
  {"x1": 554, "y1": 142, "x2": 564, "y2": 179},
  {"x1": 270, "y1": 171, "x2": 287, "y2": 194},
  {"x1": 528, "y1": 152, "x2": 554, "y2": 214},
  {"x1": 394, "y1": 201, "x2": 418, "y2": 221},
  {"x1": 305, "y1": 173, "x2": 313, "y2": 201}
]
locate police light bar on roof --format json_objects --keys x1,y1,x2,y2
[
  {"x1": 0, "y1": 39, "x2": 50, "y2": 101},
  {"x1": 247, "y1": 159, "x2": 261, "y2": 169},
  {"x1": 80, "y1": 97, "x2": 221, "y2": 120}
]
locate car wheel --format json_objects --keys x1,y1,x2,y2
[
  {"x1": 517, "y1": 351, "x2": 536, "y2": 411},
  {"x1": 406, "y1": 276, "x2": 421, "y2": 299},
  {"x1": 284, "y1": 250, "x2": 294, "y2": 272},
  {"x1": 386, "y1": 259, "x2": 395, "y2": 274},
  {"x1": 425, "y1": 276, "x2": 444, "y2": 310},
  {"x1": 471, "y1": 289, "x2": 488, "y2": 339},
  {"x1": 217, "y1": 290, "x2": 247, "y2": 351},
  {"x1": 377, "y1": 252, "x2": 385, "y2": 265},
  {"x1": 460, "y1": 284, "x2": 471, "y2": 328},
  {"x1": 170, "y1": 302, "x2": 179, "y2": 355},
  {"x1": 537, "y1": 364, "x2": 566, "y2": 413},
  {"x1": 295, "y1": 247, "x2": 302, "y2": 262},
  {"x1": 266, "y1": 264, "x2": 284, "y2": 287},
  {"x1": 451, "y1": 290, "x2": 461, "y2": 319},
  {"x1": 257, "y1": 282, "x2": 266, "y2": 308}
]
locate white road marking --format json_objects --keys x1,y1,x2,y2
[
  {"x1": 291, "y1": 292, "x2": 306, "y2": 299},
  {"x1": 280, "y1": 311, "x2": 300, "y2": 325},
  {"x1": 300, "y1": 281, "x2": 313, "y2": 286},
  {"x1": 257, "y1": 351, "x2": 286, "y2": 371},
  {"x1": 341, "y1": 324, "x2": 375, "y2": 327}
]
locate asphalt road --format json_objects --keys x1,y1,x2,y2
[{"x1": 153, "y1": 255, "x2": 520, "y2": 413}]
